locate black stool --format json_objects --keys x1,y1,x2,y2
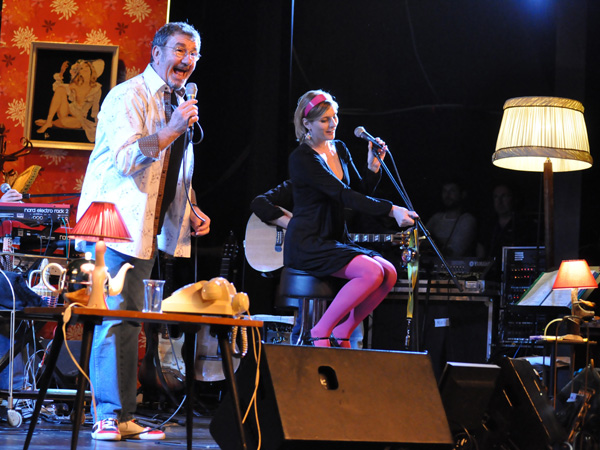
[{"x1": 276, "y1": 267, "x2": 342, "y2": 345}]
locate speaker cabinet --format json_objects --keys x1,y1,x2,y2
[
  {"x1": 438, "y1": 362, "x2": 501, "y2": 434},
  {"x1": 210, "y1": 344, "x2": 453, "y2": 450},
  {"x1": 478, "y1": 357, "x2": 567, "y2": 450}
]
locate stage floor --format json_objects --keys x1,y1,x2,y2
[{"x1": 0, "y1": 405, "x2": 220, "y2": 449}]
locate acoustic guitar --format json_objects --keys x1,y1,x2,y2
[
  {"x1": 194, "y1": 232, "x2": 241, "y2": 382},
  {"x1": 139, "y1": 234, "x2": 241, "y2": 404},
  {"x1": 244, "y1": 212, "x2": 411, "y2": 272},
  {"x1": 138, "y1": 254, "x2": 185, "y2": 405}
]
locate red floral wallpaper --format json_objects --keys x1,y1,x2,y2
[
  {"x1": 0, "y1": 0, "x2": 169, "y2": 220},
  {"x1": 1, "y1": 1, "x2": 169, "y2": 351}
]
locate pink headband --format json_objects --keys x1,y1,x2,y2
[{"x1": 304, "y1": 94, "x2": 328, "y2": 117}]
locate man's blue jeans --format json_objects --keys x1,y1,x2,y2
[{"x1": 86, "y1": 243, "x2": 155, "y2": 422}]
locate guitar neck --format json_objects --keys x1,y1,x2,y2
[
  {"x1": 348, "y1": 233, "x2": 401, "y2": 244},
  {"x1": 244, "y1": 214, "x2": 411, "y2": 273},
  {"x1": 219, "y1": 258, "x2": 232, "y2": 279},
  {"x1": 219, "y1": 232, "x2": 238, "y2": 280}
]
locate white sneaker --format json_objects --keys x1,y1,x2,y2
[
  {"x1": 118, "y1": 419, "x2": 166, "y2": 440},
  {"x1": 91, "y1": 418, "x2": 121, "y2": 441}
]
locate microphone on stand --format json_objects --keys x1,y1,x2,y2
[
  {"x1": 1, "y1": 183, "x2": 11, "y2": 194},
  {"x1": 354, "y1": 126, "x2": 384, "y2": 149}
]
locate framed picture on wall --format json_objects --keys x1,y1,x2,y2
[{"x1": 24, "y1": 42, "x2": 119, "y2": 151}]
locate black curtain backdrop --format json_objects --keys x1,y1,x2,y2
[{"x1": 168, "y1": 0, "x2": 600, "y2": 314}]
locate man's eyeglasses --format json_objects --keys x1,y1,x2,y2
[{"x1": 162, "y1": 45, "x2": 201, "y2": 61}]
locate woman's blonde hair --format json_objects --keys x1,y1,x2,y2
[{"x1": 293, "y1": 90, "x2": 338, "y2": 142}]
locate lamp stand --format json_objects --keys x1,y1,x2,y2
[
  {"x1": 87, "y1": 240, "x2": 109, "y2": 310},
  {"x1": 543, "y1": 159, "x2": 554, "y2": 271},
  {"x1": 562, "y1": 288, "x2": 584, "y2": 341}
]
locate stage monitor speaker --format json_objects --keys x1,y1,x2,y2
[
  {"x1": 438, "y1": 362, "x2": 501, "y2": 434},
  {"x1": 479, "y1": 357, "x2": 567, "y2": 450},
  {"x1": 210, "y1": 344, "x2": 453, "y2": 450}
]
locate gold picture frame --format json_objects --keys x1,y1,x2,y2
[{"x1": 24, "y1": 42, "x2": 119, "y2": 151}]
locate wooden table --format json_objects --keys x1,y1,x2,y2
[{"x1": 20, "y1": 307, "x2": 262, "y2": 450}]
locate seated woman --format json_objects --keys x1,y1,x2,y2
[{"x1": 284, "y1": 89, "x2": 417, "y2": 347}]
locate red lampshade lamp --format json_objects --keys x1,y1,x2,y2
[
  {"x1": 552, "y1": 259, "x2": 597, "y2": 340},
  {"x1": 70, "y1": 202, "x2": 133, "y2": 309}
]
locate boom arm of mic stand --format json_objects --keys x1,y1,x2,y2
[
  {"x1": 413, "y1": 219, "x2": 462, "y2": 291},
  {"x1": 23, "y1": 193, "x2": 81, "y2": 198},
  {"x1": 373, "y1": 152, "x2": 462, "y2": 291}
]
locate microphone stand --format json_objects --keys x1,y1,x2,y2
[
  {"x1": 373, "y1": 149, "x2": 461, "y2": 351},
  {"x1": 23, "y1": 193, "x2": 81, "y2": 199},
  {"x1": 373, "y1": 151, "x2": 460, "y2": 287}
]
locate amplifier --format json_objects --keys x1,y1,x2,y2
[
  {"x1": 420, "y1": 256, "x2": 495, "y2": 280},
  {"x1": 8, "y1": 221, "x2": 71, "y2": 257},
  {"x1": 390, "y1": 278, "x2": 500, "y2": 299},
  {"x1": 11, "y1": 220, "x2": 68, "y2": 238},
  {"x1": 501, "y1": 246, "x2": 545, "y2": 307},
  {"x1": 379, "y1": 277, "x2": 497, "y2": 378},
  {"x1": 497, "y1": 247, "x2": 549, "y2": 347},
  {"x1": 497, "y1": 306, "x2": 568, "y2": 346},
  {"x1": 371, "y1": 296, "x2": 493, "y2": 380}
]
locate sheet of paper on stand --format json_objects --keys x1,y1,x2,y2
[{"x1": 517, "y1": 267, "x2": 600, "y2": 307}]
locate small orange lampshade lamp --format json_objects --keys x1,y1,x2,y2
[
  {"x1": 69, "y1": 202, "x2": 132, "y2": 309},
  {"x1": 552, "y1": 259, "x2": 597, "y2": 340},
  {"x1": 552, "y1": 260, "x2": 597, "y2": 290},
  {"x1": 70, "y1": 201, "x2": 132, "y2": 243}
]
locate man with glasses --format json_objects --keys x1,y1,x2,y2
[{"x1": 76, "y1": 22, "x2": 210, "y2": 441}]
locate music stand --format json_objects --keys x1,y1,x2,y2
[{"x1": 516, "y1": 268, "x2": 599, "y2": 331}]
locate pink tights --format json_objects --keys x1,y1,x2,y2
[{"x1": 310, "y1": 255, "x2": 397, "y2": 348}]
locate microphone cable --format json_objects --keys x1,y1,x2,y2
[{"x1": 168, "y1": 93, "x2": 206, "y2": 227}]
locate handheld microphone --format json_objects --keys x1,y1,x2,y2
[
  {"x1": 185, "y1": 82, "x2": 198, "y2": 135},
  {"x1": 1, "y1": 183, "x2": 11, "y2": 194},
  {"x1": 354, "y1": 126, "x2": 384, "y2": 149},
  {"x1": 185, "y1": 82, "x2": 197, "y2": 101}
]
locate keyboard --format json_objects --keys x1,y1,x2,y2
[{"x1": 0, "y1": 202, "x2": 71, "y2": 225}]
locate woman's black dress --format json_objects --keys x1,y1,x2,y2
[{"x1": 284, "y1": 140, "x2": 393, "y2": 277}]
